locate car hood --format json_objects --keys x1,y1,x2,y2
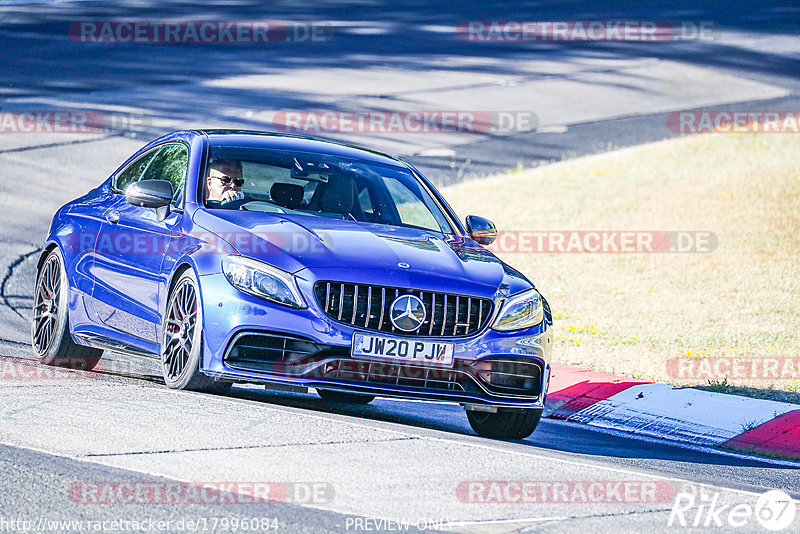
[{"x1": 193, "y1": 210, "x2": 532, "y2": 298}]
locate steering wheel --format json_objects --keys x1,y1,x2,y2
[
  {"x1": 229, "y1": 198, "x2": 250, "y2": 210},
  {"x1": 205, "y1": 198, "x2": 250, "y2": 210}
]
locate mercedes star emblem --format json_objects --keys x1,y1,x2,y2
[{"x1": 389, "y1": 294, "x2": 426, "y2": 332}]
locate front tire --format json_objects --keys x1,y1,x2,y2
[
  {"x1": 160, "y1": 269, "x2": 230, "y2": 394},
  {"x1": 466, "y1": 408, "x2": 542, "y2": 439},
  {"x1": 32, "y1": 248, "x2": 102, "y2": 371},
  {"x1": 317, "y1": 389, "x2": 375, "y2": 404}
]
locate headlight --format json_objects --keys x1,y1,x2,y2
[
  {"x1": 492, "y1": 289, "x2": 544, "y2": 331},
  {"x1": 222, "y1": 256, "x2": 307, "y2": 309}
]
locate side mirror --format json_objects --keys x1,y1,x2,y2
[
  {"x1": 126, "y1": 180, "x2": 174, "y2": 221},
  {"x1": 465, "y1": 215, "x2": 497, "y2": 245}
]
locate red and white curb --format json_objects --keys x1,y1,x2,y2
[{"x1": 545, "y1": 364, "x2": 800, "y2": 459}]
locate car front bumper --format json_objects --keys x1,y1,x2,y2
[{"x1": 198, "y1": 272, "x2": 552, "y2": 409}]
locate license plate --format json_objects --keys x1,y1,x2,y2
[{"x1": 352, "y1": 333, "x2": 454, "y2": 367}]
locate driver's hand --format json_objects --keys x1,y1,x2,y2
[{"x1": 220, "y1": 190, "x2": 245, "y2": 204}]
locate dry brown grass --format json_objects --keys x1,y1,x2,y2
[{"x1": 444, "y1": 133, "x2": 800, "y2": 403}]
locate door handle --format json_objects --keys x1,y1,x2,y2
[{"x1": 105, "y1": 211, "x2": 120, "y2": 224}]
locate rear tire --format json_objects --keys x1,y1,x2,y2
[
  {"x1": 32, "y1": 248, "x2": 102, "y2": 371},
  {"x1": 317, "y1": 389, "x2": 375, "y2": 404},
  {"x1": 160, "y1": 269, "x2": 230, "y2": 394},
  {"x1": 466, "y1": 408, "x2": 542, "y2": 439}
]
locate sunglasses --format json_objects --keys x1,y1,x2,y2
[{"x1": 213, "y1": 174, "x2": 244, "y2": 187}]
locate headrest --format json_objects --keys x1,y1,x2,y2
[
  {"x1": 321, "y1": 175, "x2": 355, "y2": 214},
  {"x1": 270, "y1": 183, "x2": 304, "y2": 210}
]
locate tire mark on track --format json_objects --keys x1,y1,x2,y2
[
  {"x1": 84, "y1": 437, "x2": 420, "y2": 458},
  {"x1": 0, "y1": 337, "x2": 29, "y2": 346},
  {"x1": 450, "y1": 506, "x2": 674, "y2": 529},
  {"x1": 0, "y1": 133, "x2": 119, "y2": 155},
  {"x1": 334, "y1": 61, "x2": 660, "y2": 104},
  {"x1": 0, "y1": 247, "x2": 40, "y2": 321}
]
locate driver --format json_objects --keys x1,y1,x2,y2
[{"x1": 205, "y1": 159, "x2": 245, "y2": 205}]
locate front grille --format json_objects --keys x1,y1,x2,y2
[{"x1": 314, "y1": 282, "x2": 494, "y2": 338}]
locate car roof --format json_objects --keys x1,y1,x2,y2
[{"x1": 198, "y1": 129, "x2": 407, "y2": 168}]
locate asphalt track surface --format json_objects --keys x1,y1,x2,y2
[{"x1": 1, "y1": 1, "x2": 799, "y2": 532}]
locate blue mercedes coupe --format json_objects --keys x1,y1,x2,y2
[{"x1": 32, "y1": 130, "x2": 552, "y2": 438}]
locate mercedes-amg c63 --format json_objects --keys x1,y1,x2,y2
[{"x1": 32, "y1": 130, "x2": 552, "y2": 438}]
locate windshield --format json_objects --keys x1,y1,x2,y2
[{"x1": 204, "y1": 146, "x2": 454, "y2": 234}]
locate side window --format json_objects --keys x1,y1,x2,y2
[
  {"x1": 141, "y1": 143, "x2": 189, "y2": 207},
  {"x1": 357, "y1": 185, "x2": 379, "y2": 220},
  {"x1": 113, "y1": 151, "x2": 156, "y2": 193}
]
